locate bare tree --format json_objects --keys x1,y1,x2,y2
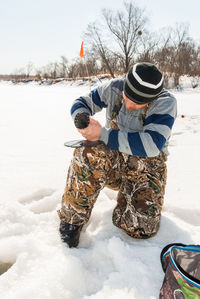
[
  {"x1": 67, "y1": 62, "x2": 77, "y2": 79},
  {"x1": 59, "y1": 56, "x2": 68, "y2": 78},
  {"x1": 12, "y1": 67, "x2": 26, "y2": 80},
  {"x1": 152, "y1": 24, "x2": 196, "y2": 87},
  {"x1": 102, "y1": 2, "x2": 147, "y2": 72},
  {"x1": 67, "y1": 58, "x2": 85, "y2": 78},
  {"x1": 35, "y1": 68, "x2": 42, "y2": 80},
  {"x1": 168, "y1": 24, "x2": 192, "y2": 85},
  {"x1": 67, "y1": 52, "x2": 100, "y2": 79},
  {"x1": 85, "y1": 23, "x2": 116, "y2": 78},
  {"x1": 83, "y1": 52, "x2": 100, "y2": 76},
  {"x1": 191, "y1": 44, "x2": 200, "y2": 78},
  {"x1": 51, "y1": 62, "x2": 59, "y2": 79},
  {"x1": 137, "y1": 31, "x2": 160, "y2": 63},
  {"x1": 153, "y1": 28, "x2": 173, "y2": 87},
  {"x1": 26, "y1": 61, "x2": 34, "y2": 77},
  {"x1": 85, "y1": 1, "x2": 147, "y2": 77}
]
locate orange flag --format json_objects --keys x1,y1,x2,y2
[{"x1": 79, "y1": 41, "x2": 84, "y2": 58}]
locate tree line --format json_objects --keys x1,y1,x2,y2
[{"x1": 13, "y1": 2, "x2": 200, "y2": 87}]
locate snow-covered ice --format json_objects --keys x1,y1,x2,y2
[{"x1": 0, "y1": 82, "x2": 200, "y2": 298}]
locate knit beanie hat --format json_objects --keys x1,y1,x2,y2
[{"x1": 124, "y1": 62, "x2": 164, "y2": 104}]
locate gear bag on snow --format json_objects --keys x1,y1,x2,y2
[{"x1": 159, "y1": 243, "x2": 200, "y2": 299}]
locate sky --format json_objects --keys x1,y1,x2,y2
[{"x1": 0, "y1": 0, "x2": 200, "y2": 74}]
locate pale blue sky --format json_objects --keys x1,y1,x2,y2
[{"x1": 0, "y1": 0, "x2": 199, "y2": 74}]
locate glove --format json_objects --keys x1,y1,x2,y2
[{"x1": 74, "y1": 113, "x2": 90, "y2": 129}]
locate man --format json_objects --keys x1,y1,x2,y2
[{"x1": 58, "y1": 62, "x2": 177, "y2": 248}]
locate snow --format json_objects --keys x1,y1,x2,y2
[{"x1": 0, "y1": 81, "x2": 200, "y2": 298}]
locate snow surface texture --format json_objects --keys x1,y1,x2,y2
[{"x1": 0, "y1": 82, "x2": 200, "y2": 299}]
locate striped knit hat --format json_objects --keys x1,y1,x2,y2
[{"x1": 124, "y1": 62, "x2": 164, "y2": 104}]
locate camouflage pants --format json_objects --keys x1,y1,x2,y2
[{"x1": 58, "y1": 142, "x2": 167, "y2": 239}]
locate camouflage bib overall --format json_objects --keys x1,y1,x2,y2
[{"x1": 58, "y1": 97, "x2": 167, "y2": 239}]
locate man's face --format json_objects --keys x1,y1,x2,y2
[{"x1": 122, "y1": 91, "x2": 148, "y2": 111}]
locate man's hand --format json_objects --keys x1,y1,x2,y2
[{"x1": 78, "y1": 118, "x2": 102, "y2": 141}]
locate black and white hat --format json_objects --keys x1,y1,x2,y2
[{"x1": 124, "y1": 62, "x2": 164, "y2": 104}]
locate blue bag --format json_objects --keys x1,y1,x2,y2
[{"x1": 160, "y1": 243, "x2": 200, "y2": 299}]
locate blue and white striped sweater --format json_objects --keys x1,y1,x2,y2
[{"x1": 70, "y1": 78, "x2": 177, "y2": 157}]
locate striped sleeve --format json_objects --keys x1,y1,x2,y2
[
  {"x1": 99, "y1": 93, "x2": 177, "y2": 157},
  {"x1": 70, "y1": 79, "x2": 123, "y2": 120},
  {"x1": 100, "y1": 128, "x2": 148, "y2": 156},
  {"x1": 70, "y1": 90, "x2": 106, "y2": 120}
]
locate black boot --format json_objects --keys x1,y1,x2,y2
[{"x1": 59, "y1": 221, "x2": 83, "y2": 248}]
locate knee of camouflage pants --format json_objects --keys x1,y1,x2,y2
[
  {"x1": 112, "y1": 152, "x2": 167, "y2": 239},
  {"x1": 58, "y1": 142, "x2": 122, "y2": 226}
]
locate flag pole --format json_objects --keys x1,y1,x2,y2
[
  {"x1": 79, "y1": 41, "x2": 94, "y2": 115},
  {"x1": 79, "y1": 41, "x2": 90, "y2": 85}
]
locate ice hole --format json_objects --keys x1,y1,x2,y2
[{"x1": 0, "y1": 262, "x2": 13, "y2": 275}]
